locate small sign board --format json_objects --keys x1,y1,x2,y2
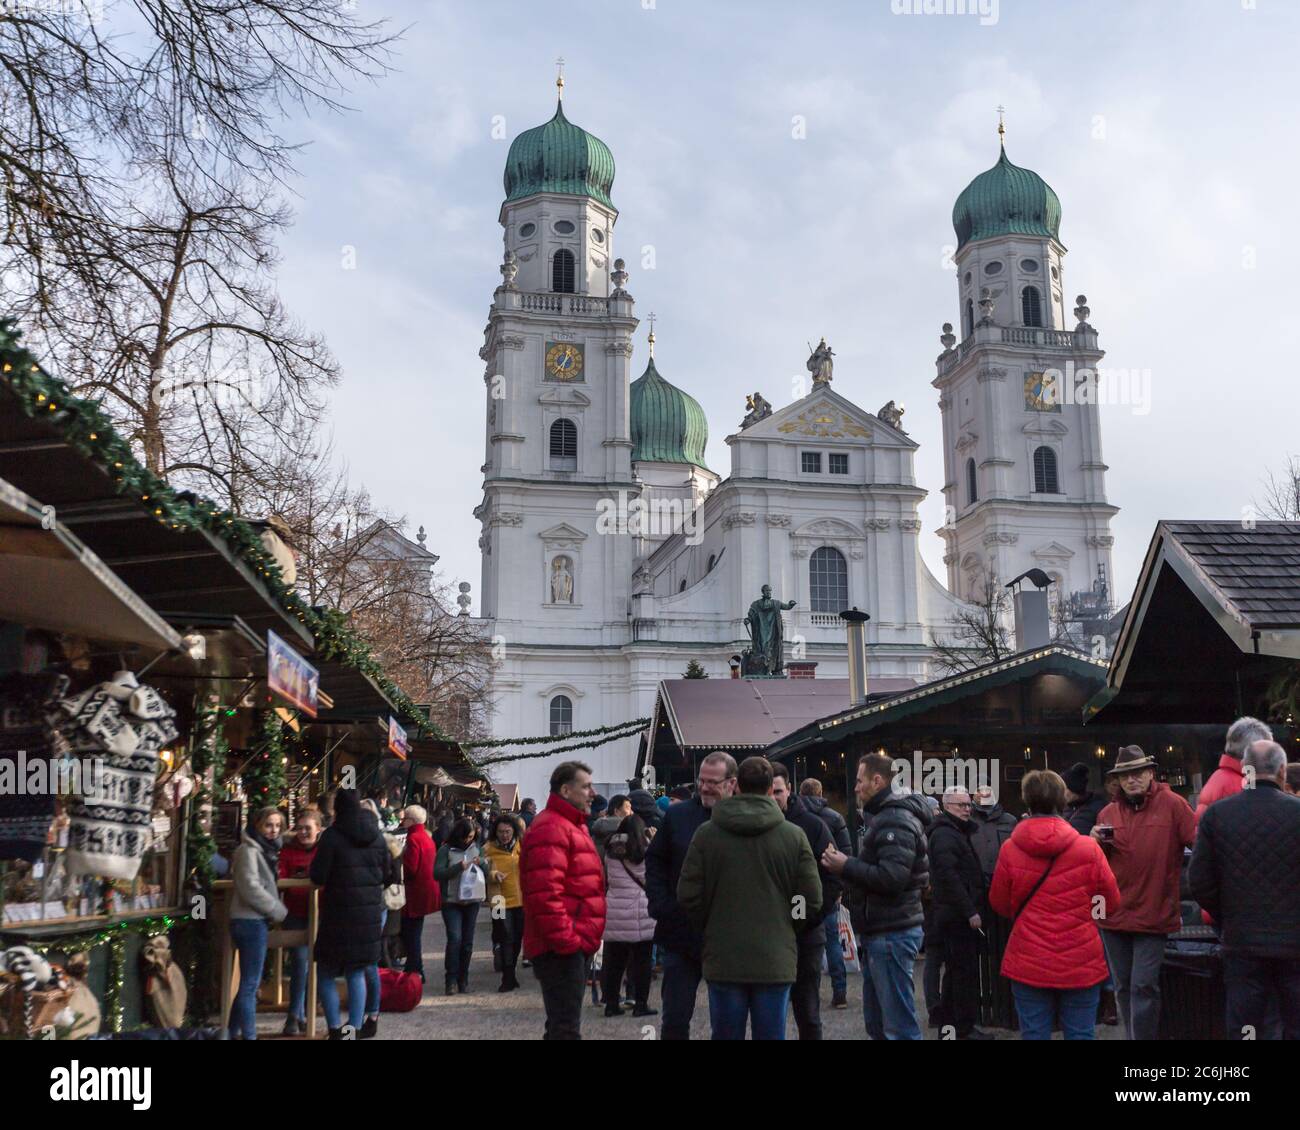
[
  {"x1": 268, "y1": 630, "x2": 319, "y2": 718},
  {"x1": 387, "y1": 716, "x2": 408, "y2": 760}
]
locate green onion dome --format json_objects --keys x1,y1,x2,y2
[
  {"x1": 630, "y1": 356, "x2": 709, "y2": 470},
  {"x1": 503, "y1": 101, "x2": 615, "y2": 208},
  {"x1": 952, "y1": 146, "x2": 1061, "y2": 251}
]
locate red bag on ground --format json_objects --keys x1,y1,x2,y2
[{"x1": 378, "y1": 967, "x2": 422, "y2": 1012}]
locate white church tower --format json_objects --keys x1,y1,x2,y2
[
  {"x1": 475, "y1": 73, "x2": 640, "y2": 780},
  {"x1": 934, "y1": 122, "x2": 1117, "y2": 621}
]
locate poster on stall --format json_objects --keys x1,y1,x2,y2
[
  {"x1": 267, "y1": 630, "x2": 319, "y2": 718},
  {"x1": 387, "y1": 716, "x2": 408, "y2": 760}
]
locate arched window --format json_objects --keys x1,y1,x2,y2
[
  {"x1": 1033, "y1": 446, "x2": 1059, "y2": 493},
  {"x1": 966, "y1": 458, "x2": 978, "y2": 505},
  {"x1": 809, "y1": 546, "x2": 849, "y2": 613},
  {"x1": 548, "y1": 695, "x2": 573, "y2": 736},
  {"x1": 549, "y1": 418, "x2": 577, "y2": 471},
  {"x1": 964, "y1": 298, "x2": 975, "y2": 338},
  {"x1": 552, "y1": 249, "x2": 576, "y2": 293},
  {"x1": 707, "y1": 554, "x2": 717, "y2": 572},
  {"x1": 679, "y1": 577, "x2": 688, "y2": 592},
  {"x1": 1021, "y1": 285, "x2": 1043, "y2": 327}
]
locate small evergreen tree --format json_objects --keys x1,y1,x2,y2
[{"x1": 683, "y1": 659, "x2": 709, "y2": 679}]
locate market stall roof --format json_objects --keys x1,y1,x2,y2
[
  {"x1": 0, "y1": 338, "x2": 312, "y2": 652},
  {"x1": 653, "y1": 676, "x2": 919, "y2": 754},
  {"x1": 767, "y1": 646, "x2": 1109, "y2": 758},
  {"x1": 0, "y1": 474, "x2": 180, "y2": 650},
  {"x1": 0, "y1": 322, "x2": 463, "y2": 749},
  {"x1": 1086, "y1": 521, "x2": 1300, "y2": 725}
]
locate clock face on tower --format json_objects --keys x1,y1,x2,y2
[
  {"x1": 1024, "y1": 370, "x2": 1060, "y2": 412},
  {"x1": 544, "y1": 341, "x2": 585, "y2": 381}
]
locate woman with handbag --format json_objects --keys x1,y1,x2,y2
[
  {"x1": 484, "y1": 813, "x2": 525, "y2": 992},
  {"x1": 399, "y1": 804, "x2": 439, "y2": 982},
  {"x1": 989, "y1": 770, "x2": 1121, "y2": 1039},
  {"x1": 434, "y1": 817, "x2": 487, "y2": 995},
  {"x1": 600, "y1": 813, "x2": 657, "y2": 1018}
]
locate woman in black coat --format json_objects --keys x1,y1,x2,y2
[{"x1": 310, "y1": 788, "x2": 396, "y2": 1038}]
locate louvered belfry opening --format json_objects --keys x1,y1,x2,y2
[
  {"x1": 552, "y1": 248, "x2": 576, "y2": 293},
  {"x1": 1033, "y1": 445, "x2": 1059, "y2": 493},
  {"x1": 1022, "y1": 284, "x2": 1043, "y2": 327},
  {"x1": 549, "y1": 417, "x2": 577, "y2": 470}
]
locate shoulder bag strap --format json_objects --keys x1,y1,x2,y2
[{"x1": 1012, "y1": 855, "x2": 1058, "y2": 925}]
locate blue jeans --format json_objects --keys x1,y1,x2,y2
[
  {"x1": 442, "y1": 902, "x2": 480, "y2": 983},
  {"x1": 282, "y1": 915, "x2": 309, "y2": 1022},
  {"x1": 318, "y1": 965, "x2": 367, "y2": 1033},
  {"x1": 861, "y1": 926, "x2": 924, "y2": 1040},
  {"x1": 823, "y1": 910, "x2": 847, "y2": 997},
  {"x1": 661, "y1": 950, "x2": 703, "y2": 1040},
  {"x1": 707, "y1": 982, "x2": 792, "y2": 1040},
  {"x1": 1012, "y1": 981, "x2": 1101, "y2": 1040},
  {"x1": 229, "y1": 917, "x2": 269, "y2": 1039}
]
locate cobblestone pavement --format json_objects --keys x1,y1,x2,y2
[{"x1": 258, "y1": 916, "x2": 1122, "y2": 1041}]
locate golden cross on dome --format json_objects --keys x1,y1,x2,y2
[
  {"x1": 997, "y1": 104, "x2": 1006, "y2": 146},
  {"x1": 556, "y1": 57, "x2": 566, "y2": 100},
  {"x1": 646, "y1": 311, "x2": 657, "y2": 358}
]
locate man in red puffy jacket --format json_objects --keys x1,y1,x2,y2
[
  {"x1": 1195, "y1": 716, "x2": 1272, "y2": 820},
  {"x1": 520, "y1": 760, "x2": 607, "y2": 1039}
]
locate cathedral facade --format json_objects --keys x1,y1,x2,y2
[{"x1": 473, "y1": 93, "x2": 1117, "y2": 801}]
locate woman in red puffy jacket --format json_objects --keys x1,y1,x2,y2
[
  {"x1": 989, "y1": 769, "x2": 1121, "y2": 1040},
  {"x1": 399, "y1": 805, "x2": 439, "y2": 983}
]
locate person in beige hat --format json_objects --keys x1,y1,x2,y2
[{"x1": 1091, "y1": 745, "x2": 1196, "y2": 1040}]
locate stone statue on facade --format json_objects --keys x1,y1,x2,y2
[
  {"x1": 877, "y1": 400, "x2": 906, "y2": 432},
  {"x1": 806, "y1": 337, "x2": 834, "y2": 385},
  {"x1": 741, "y1": 391, "x2": 773, "y2": 429},
  {"x1": 550, "y1": 557, "x2": 574, "y2": 604},
  {"x1": 741, "y1": 584, "x2": 797, "y2": 676}
]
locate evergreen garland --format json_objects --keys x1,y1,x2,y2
[
  {"x1": 463, "y1": 716, "x2": 651, "y2": 750},
  {"x1": 242, "y1": 711, "x2": 290, "y2": 808},
  {"x1": 473, "y1": 720, "x2": 649, "y2": 766}
]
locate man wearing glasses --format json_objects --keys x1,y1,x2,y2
[
  {"x1": 1091, "y1": 745, "x2": 1195, "y2": 1040},
  {"x1": 645, "y1": 751, "x2": 738, "y2": 1039},
  {"x1": 926, "y1": 787, "x2": 992, "y2": 1039}
]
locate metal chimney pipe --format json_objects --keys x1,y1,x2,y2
[{"x1": 840, "y1": 608, "x2": 871, "y2": 706}]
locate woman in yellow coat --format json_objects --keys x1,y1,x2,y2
[{"x1": 484, "y1": 814, "x2": 525, "y2": 991}]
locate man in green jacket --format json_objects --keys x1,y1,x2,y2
[{"x1": 677, "y1": 756, "x2": 822, "y2": 1040}]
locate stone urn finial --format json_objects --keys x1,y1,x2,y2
[
  {"x1": 940, "y1": 322, "x2": 956, "y2": 352},
  {"x1": 457, "y1": 581, "x2": 472, "y2": 616},
  {"x1": 978, "y1": 287, "x2": 996, "y2": 325},
  {"x1": 1073, "y1": 294, "x2": 1092, "y2": 330},
  {"x1": 500, "y1": 249, "x2": 518, "y2": 289},
  {"x1": 611, "y1": 257, "x2": 629, "y2": 294}
]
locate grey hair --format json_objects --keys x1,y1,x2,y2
[
  {"x1": 700, "y1": 751, "x2": 738, "y2": 779},
  {"x1": 1226, "y1": 716, "x2": 1272, "y2": 760},
  {"x1": 942, "y1": 784, "x2": 971, "y2": 796},
  {"x1": 1244, "y1": 740, "x2": 1287, "y2": 780}
]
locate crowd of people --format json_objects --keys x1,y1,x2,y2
[{"x1": 225, "y1": 711, "x2": 1300, "y2": 1041}]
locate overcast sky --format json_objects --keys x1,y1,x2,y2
[{"x1": 273, "y1": 0, "x2": 1298, "y2": 613}]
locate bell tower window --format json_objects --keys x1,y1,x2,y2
[
  {"x1": 1021, "y1": 285, "x2": 1043, "y2": 327},
  {"x1": 964, "y1": 299, "x2": 975, "y2": 338},
  {"x1": 549, "y1": 418, "x2": 578, "y2": 471},
  {"x1": 552, "y1": 249, "x2": 576, "y2": 293},
  {"x1": 966, "y1": 458, "x2": 978, "y2": 505},
  {"x1": 1033, "y1": 445, "x2": 1059, "y2": 493}
]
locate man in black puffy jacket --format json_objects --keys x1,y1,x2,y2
[
  {"x1": 800, "y1": 778, "x2": 852, "y2": 1008},
  {"x1": 822, "y1": 753, "x2": 931, "y2": 1041},
  {"x1": 926, "y1": 788, "x2": 992, "y2": 1040},
  {"x1": 1189, "y1": 740, "x2": 1300, "y2": 1039}
]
